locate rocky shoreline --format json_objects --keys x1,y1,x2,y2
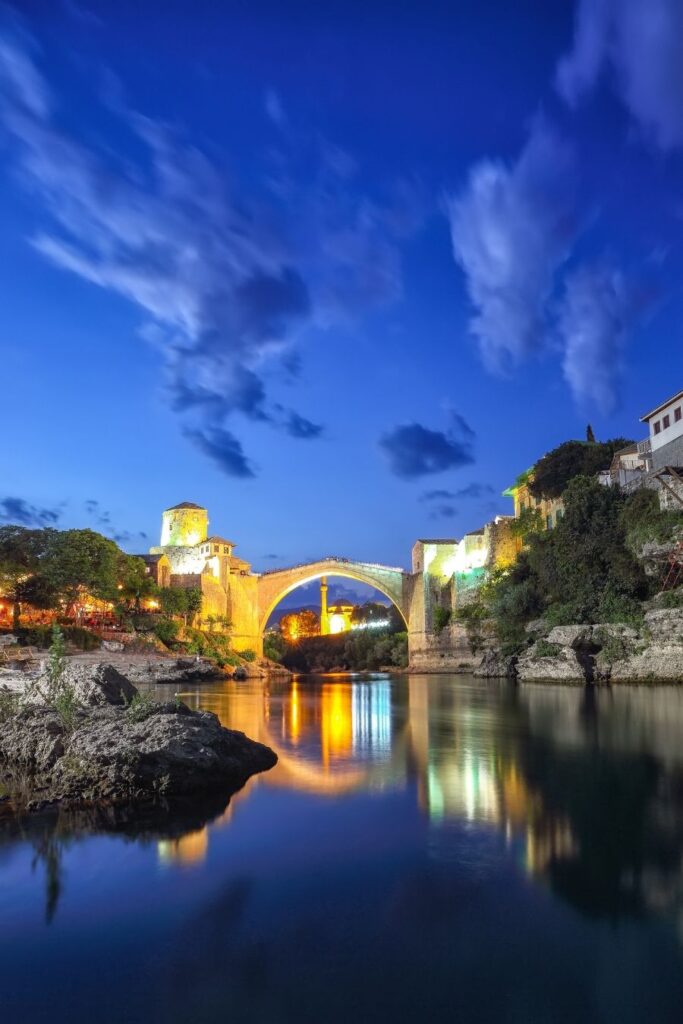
[
  {"x1": 0, "y1": 661, "x2": 277, "y2": 812},
  {"x1": 472, "y1": 605, "x2": 683, "y2": 685}
]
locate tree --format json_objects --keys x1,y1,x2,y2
[
  {"x1": 158, "y1": 585, "x2": 203, "y2": 627},
  {"x1": 586, "y1": 424, "x2": 596, "y2": 443},
  {"x1": 118, "y1": 555, "x2": 157, "y2": 612},
  {"x1": 0, "y1": 525, "x2": 54, "y2": 628},
  {"x1": 510, "y1": 506, "x2": 544, "y2": 542},
  {"x1": 42, "y1": 529, "x2": 123, "y2": 614},
  {"x1": 280, "y1": 609, "x2": 319, "y2": 640},
  {"x1": 529, "y1": 438, "x2": 633, "y2": 500}
]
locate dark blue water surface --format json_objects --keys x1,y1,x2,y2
[{"x1": 3, "y1": 674, "x2": 683, "y2": 1023}]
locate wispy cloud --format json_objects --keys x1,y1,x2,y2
[
  {"x1": 558, "y1": 261, "x2": 649, "y2": 412},
  {"x1": 379, "y1": 413, "x2": 475, "y2": 479},
  {"x1": 0, "y1": 497, "x2": 61, "y2": 527},
  {"x1": 420, "y1": 482, "x2": 494, "y2": 502},
  {"x1": 557, "y1": 0, "x2": 683, "y2": 151},
  {"x1": 448, "y1": 119, "x2": 578, "y2": 373},
  {"x1": 0, "y1": 17, "x2": 422, "y2": 476}
]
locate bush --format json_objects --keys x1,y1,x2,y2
[
  {"x1": 126, "y1": 690, "x2": 158, "y2": 723},
  {"x1": 153, "y1": 617, "x2": 180, "y2": 646},
  {"x1": 184, "y1": 629, "x2": 241, "y2": 668},
  {"x1": 240, "y1": 648, "x2": 257, "y2": 662},
  {"x1": 658, "y1": 587, "x2": 683, "y2": 608},
  {"x1": 433, "y1": 606, "x2": 451, "y2": 635},
  {"x1": 63, "y1": 625, "x2": 100, "y2": 651},
  {"x1": 621, "y1": 488, "x2": 683, "y2": 552},
  {"x1": 534, "y1": 639, "x2": 561, "y2": 658}
]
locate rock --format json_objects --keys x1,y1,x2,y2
[
  {"x1": 31, "y1": 661, "x2": 137, "y2": 707},
  {"x1": 524, "y1": 618, "x2": 550, "y2": 636},
  {"x1": 0, "y1": 701, "x2": 277, "y2": 809},
  {"x1": 644, "y1": 608, "x2": 683, "y2": 642},
  {"x1": 0, "y1": 635, "x2": 18, "y2": 647},
  {"x1": 516, "y1": 644, "x2": 586, "y2": 683},
  {"x1": 102, "y1": 640, "x2": 124, "y2": 653},
  {"x1": 232, "y1": 666, "x2": 247, "y2": 681},
  {"x1": 545, "y1": 625, "x2": 591, "y2": 647},
  {"x1": 473, "y1": 650, "x2": 516, "y2": 678},
  {"x1": 118, "y1": 656, "x2": 218, "y2": 685}
]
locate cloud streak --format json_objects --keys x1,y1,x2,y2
[
  {"x1": 379, "y1": 414, "x2": 475, "y2": 479},
  {"x1": 557, "y1": 0, "x2": 683, "y2": 151},
  {"x1": 0, "y1": 497, "x2": 61, "y2": 527},
  {"x1": 448, "y1": 119, "x2": 578, "y2": 373},
  {"x1": 0, "y1": 18, "x2": 420, "y2": 476},
  {"x1": 558, "y1": 262, "x2": 647, "y2": 412}
]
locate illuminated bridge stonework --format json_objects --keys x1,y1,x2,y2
[{"x1": 150, "y1": 504, "x2": 472, "y2": 668}]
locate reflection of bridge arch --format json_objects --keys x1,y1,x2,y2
[{"x1": 257, "y1": 558, "x2": 414, "y2": 635}]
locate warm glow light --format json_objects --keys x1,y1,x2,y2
[{"x1": 328, "y1": 613, "x2": 346, "y2": 634}]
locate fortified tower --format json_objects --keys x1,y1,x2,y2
[{"x1": 160, "y1": 502, "x2": 209, "y2": 547}]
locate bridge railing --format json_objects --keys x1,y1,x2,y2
[{"x1": 259, "y1": 556, "x2": 407, "y2": 576}]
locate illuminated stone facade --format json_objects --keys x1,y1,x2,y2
[{"x1": 148, "y1": 503, "x2": 516, "y2": 667}]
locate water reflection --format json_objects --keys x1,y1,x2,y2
[{"x1": 149, "y1": 674, "x2": 683, "y2": 925}]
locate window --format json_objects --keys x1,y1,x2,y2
[
  {"x1": 654, "y1": 420, "x2": 661, "y2": 435},
  {"x1": 546, "y1": 514, "x2": 553, "y2": 529},
  {"x1": 676, "y1": 407, "x2": 682, "y2": 423},
  {"x1": 214, "y1": 545, "x2": 219, "y2": 553},
  {"x1": 663, "y1": 414, "x2": 670, "y2": 429}
]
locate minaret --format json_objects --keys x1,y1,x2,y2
[{"x1": 320, "y1": 577, "x2": 330, "y2": 635}]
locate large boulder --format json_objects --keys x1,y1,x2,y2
[
  {"x1": 113, "y1": 656, "x2": 218, "y2": 685},
  {"x1": 473, "y1": 650, "x2": 517, "y2": 678},
  {"x1": 31, "y1": 661, "x2": 137, "y2": 707},
  {"x1": 0, "y1": 701, "x2": 277, "y2": 809},
  {"x1": 516, "y1": 642, "x2": 586, "y2": 683}
]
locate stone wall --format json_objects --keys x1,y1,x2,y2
[{"x1": 652, "y1": 434, "x2": 683, "y2": 471}]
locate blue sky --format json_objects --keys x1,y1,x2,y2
[{"x1": 1, "y1": 0, "x2": 682, "y2": 579}]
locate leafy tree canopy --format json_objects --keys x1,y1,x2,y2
[{"x1": 529, "y1": 438, "x2": 633, "y2": 500}]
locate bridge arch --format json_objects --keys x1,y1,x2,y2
[{"x1": 257, "y1": 558, "x2": 412, "y2": 636}]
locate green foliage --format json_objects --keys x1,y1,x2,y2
[
  {"x1": 158, "y1": 586, "x2": 203, "y2": 625},
  {"x1": 184, "y1": 629, "x2": 241, "y2": 667},
  {"x1": 509, "y1": 505, "x2": 544, "y2": 541},
  {"x1": 485, "y1": 477, "x2": 652, "y2": 643},
  {"x1": 41, "y1": 625, "x2": 79, "y2": 732},
  {"x1": 126, "y1": 690, "x2": 158, "y2": 723},
  {"x1": 658, "y1": 587, "x2": 683, "y2": 609},
  {"x1": 0, "y1": 689, "x2": 20, "y2": 722},
  {"x1": 153, "y1": 617, "x2": 180, "y2": 646},
  {"x1": 263, "y1": 630, "x2": 287, "y2": 662},
  {"x1": 41, "y1": 529, "x2": 123, "y2": 610},
  {"x1": 454, "y1": 600, "x2": 488, "y2": 653},
  {"x1": 280, "y1": 629, "x2": 408, "y2": 672},
  {"x1": 620, "y1": 487, "x2": 683, "y2": 552},
  {"x1": 240, "y1": 648, "x2": 257, "y2": 662},
  {"x1": 118, "y1": 556, "x2": 158, "y2": 611},
  {"x1": 534, "y1": 640, "x2": 561, "y2": 658},
  {"x1": 593, "y1": 627, "x2": 632, "y2": 664},
  {"x1": 529, "y1": 438, "x2": 633, "y2": 500},
  {"x1": 0, "y1": 525, "x2": 55, "y2": 626},
  {"x1": 10, "y1": 624, "x2": 99, "y2": 650},
  {"x1": 432, "y1": 605, "x2": 451, "y2": 635},
  {"x1": 47, "y1": 624, "x2": 67, "y2": 693}
]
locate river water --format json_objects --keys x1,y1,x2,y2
[{"x1": 3, "y1": 673, "x2": 683, "y2": 1022}]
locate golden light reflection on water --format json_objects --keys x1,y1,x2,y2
[{"x1": 155, "y1": 675, "x2": 578, "y2": 875}]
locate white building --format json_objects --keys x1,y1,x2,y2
[{"x1": 640, "y1": 390, "x2": 683, "y2": 470}]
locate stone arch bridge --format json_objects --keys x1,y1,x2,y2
[
  {"x1": 225, "y1": 545, "x2": 461, "y2": 666},
  {"x1": 256, "y1": 557, "x2": 415, "y2": 634}
]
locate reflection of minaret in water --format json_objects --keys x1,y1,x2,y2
[{"x1": 320, "y1": 576, "x2": 330, "y2": 635}]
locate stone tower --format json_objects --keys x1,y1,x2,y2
[
  {"x1": 160, "y1": 502, "x2": 209, "y2": 548},
  {"x1": 320, "y1": 577, "x2": 330, "y2": 635}
]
